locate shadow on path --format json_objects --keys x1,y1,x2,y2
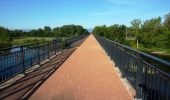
[{"x1": 0, "y1": 37, "x2": 87, "y2": 100}]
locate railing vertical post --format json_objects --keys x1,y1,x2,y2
[
  {"x1": 16, "y1": 52, "x2": 18, "y2": 64},
  {"x1": 115, "y1": 44, "x2": 118, "y2": 67},
  {"x1": 54, "y1": 40, "x2": 56, "y2": 55},
  {"x1": 64, "y1": 40, "x2": 69, "y2": 49},
  {"x1": 136, "y1": 54, "x2": 143, "y2": 99},
  {"x1": 21, "y1": 46, "x2": 25, "y2": 74},
  {"x1": 30, "y1": 58, "x2": 33, "y2": 67},
  {"x1": 37, "y1": 43, "x2": 40, "y2": 65},
  {"x1": 56, "y1": 42, "x2": 59, "y2": 55},
  {"x1": 48, "y1": 41, "x2": 50, "y2": 59},
  {"x1": 121, "y1": 48, "x2": 125, "y2": 78}
]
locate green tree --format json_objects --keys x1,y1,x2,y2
[
  {"x1": 141, "y1": 17, "x2": 165, "y2": 48},
  {"x1": 37, "y1": 28, "x2": 45, "y2": 37},
  {"x1": 130, "y1": 19, "x2": 141, "y2": 48},
  {"x1": 44, "y1": 26, "x2": 52, "y2": 37},
  {"x1": 164, "y1": 13, "x2": 170, "y2": 31},
  {"x1": 10, "y1": 29, "x2": 25, "y2": 37},
  {"x1": 93, "y1": 24, "x2": 126, "y2": 43},
  {"x1": 165, "y1": 31, "x2": 170, "y2": 48},
  {"x1": 53, "y1": 27, "x2": 61, "y2": 37},
  {"x1": 59, "y1": 25, "x2": 88, "y2": 37},
  {"x1": 93, "y1": 25, "x2": 108, "y2": 37},
  {"x1": 75, "y1": 25, "x2": 83, "y2": 35},
  {"x1": 0, "y1": 26, "x2": 9, "y2": 41}
]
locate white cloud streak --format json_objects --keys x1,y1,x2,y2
[
  {"x1": 88, "y1": 11, "x2": 117, "y2": 16},
  {"x1": 106, "y1": 0, "x2": 136, "y2": 5},
  {"x1": 106, "y1": 0, "x2": 155, "y2": 7}
]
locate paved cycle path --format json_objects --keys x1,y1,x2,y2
[{"x1": 30, "y1": 35, "x2": 133, "y2": 100}]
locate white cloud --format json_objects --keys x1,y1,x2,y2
[
  {"x1": 88, "y1": 11, "x2": 117, "y2": 16},
  {"x1": 106, "y1": 0, "x2": 136, "y2": 5},
  {"x1": 106, "y1": 0, "x2": 155, "y2": 7},
  {"x1": 106, "y1": 0, "x2": 134, "y2": 4}
]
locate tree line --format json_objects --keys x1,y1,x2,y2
[
  {"x1": 0, "y1": 25, "x2": 89, "y2": 41},
  {"x1": 28, "y1": 25, "x2": 89, "y2": 37},
  {"x1": 0, "y1": 25, "x2": 89, "y2": 48},
  {"x1": 0, "y1": 25, "x2": 89, "y2": 49},
  {"x1": 93, "y1": 13, "x2": 170, "y2": 49}
]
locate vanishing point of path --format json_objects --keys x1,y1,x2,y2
[{"x1": 30, "y1": 35, "x2": 133, "y2": 100}]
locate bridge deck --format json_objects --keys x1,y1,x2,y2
[{"x1": 30, "y1": 35, "x2": 133, "y2": 100}]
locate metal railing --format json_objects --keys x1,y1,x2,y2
[
  {"x1": 0, "y1": 34, "x2": 88, "y2": 84},
  {"x1": 95, "y1": 35, "x2": 170, "y2": 100},
  {"x1": 65, "y1": 34, "x2": 88, "y2": 48}
]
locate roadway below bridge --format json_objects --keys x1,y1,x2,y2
[{"x1": 30, "y1": 34, "x2": 133, "y2": 100}]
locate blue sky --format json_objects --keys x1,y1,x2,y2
[{"x1": 0, "y1": 0, "x2": 170, "y2": 29}]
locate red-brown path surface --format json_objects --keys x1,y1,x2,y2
[{"x1": 30, "y1": 35, "x2": 133, "y2": 100}]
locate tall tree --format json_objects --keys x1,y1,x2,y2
[
  {"x1": 53, "y1": 27, "x2": 61, "y2": 37},
  {"x1": 44, "y1": 26, "x2": 52, "y2": 37},
  {"x1": 141, "y1": 17, "x2": 165, "y2": 48},
  {"x1": 164, "y1": 13, "x2": 170, "y2": 31},
  {"x1": 0, "y1": 26, "x2": 9, "y2": 41},
  {"x1": 37, "y1": 28, "x2": 45, "y2": 37},
  {"x1": 131, "y1": 19, "x2": 141, "y2": 48},
  {"x1": 93, "y1": 24, "x2": 126, "y2": 43}
]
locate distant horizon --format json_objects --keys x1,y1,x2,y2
[
  {"x1": 3, "y1": 25, "x2": 94, "y2": 31},
  {"x1": 8, "y1": 28, "x2": 94, "y2": 33},
  {"x1": 1, "y1": 0, "x2": 170, "y2": 29},
  {"x1": 8, "y1": 27, "x2": 94, "y2": 30}
]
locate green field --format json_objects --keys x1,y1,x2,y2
[
  {"x1": 0, "y1": 37, "x2": 56, "y2": 49},
  {"x1": 12, "y1": 37, "x2": 55, "y2": 46},
  {"x1": 124, "y1": 40, "x2": 170, "y2": 62}
]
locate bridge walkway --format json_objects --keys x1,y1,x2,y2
[{"x1": 30, "y1": 35, "x2": 133, "y2": 100}]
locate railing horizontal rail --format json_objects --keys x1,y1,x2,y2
[
  {"x1": 0, "y1": 40, "x2": 61, "y2": 52},
  {"x1": 101, "y1": 36, "x2": 170, "y2": 67},
  {"x1": 94, "y1": 35, "x2": 170, "y2": 100}
]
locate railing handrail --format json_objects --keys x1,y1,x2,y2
[
  {"x1": 95, "y1": 35, "x2": 170, "y2": 100},
  {"x1": 96, "y1": 35, "x2": 170, "y2": 67},
  {"x1": 0, "y1": 39, "x2": 61, "y2": 52}
]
